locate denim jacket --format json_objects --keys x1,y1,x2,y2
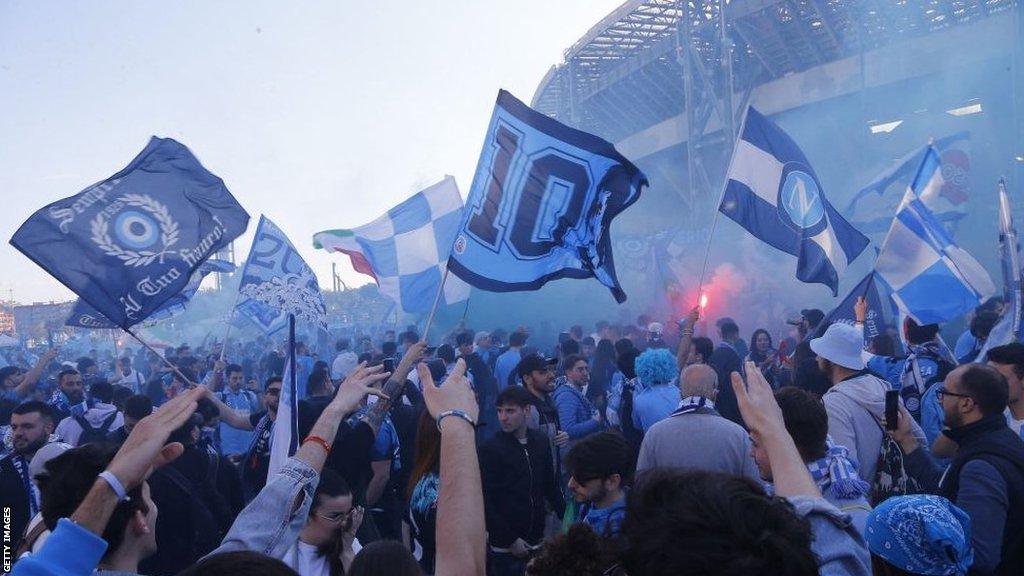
[
  {"x1": 205, "y1": 457, "x2": 320, "y2": 560},
  {"x1": 789, "y1": 495, "x2": 871, "y2": 576}
]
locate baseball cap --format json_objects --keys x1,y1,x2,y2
[{"x1": 517, "y1": 354, "x2": 558, "y2": 379}]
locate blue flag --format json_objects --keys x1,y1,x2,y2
[
  {"x1": 65, "y1": 259, "x2": 236, "y2": 328},
  {"x1": 975, "y1": 180, "x2": 1023, "y2": 361},
  {"x1": 236, "y1": 215, "x2": 327, "y2": 335},
  {"x1": 10, "y1": 137, "x2": 249, "y2": 329},
  {"x1": 449, "y1": 90, "x2": 647, "y2": 303},
  {"x1": 720, "y1": 107, "x2": 869, "y2": 296},
  {"x1": 824, "y1": 272, "x2": 898, "y2": 340},
  {"x1": 874, "y1": 147, "x2": 995, "y2": 325}
]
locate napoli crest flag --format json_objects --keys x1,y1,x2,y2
[
  {"x1": 10, "y1": 137, "x2": 249, "y2": 329},
  {"x1": 449, "y1": 90, "x2": 647, "y2": 303},
  {"x1": 66, "y1": 259, "x2": 236, "y2": 329},
  {"x1": 237, "y1": 215, "x2": 327, "y2": 335},
  {"x1": 720, "y1": 107, "x2": 869, "y2": 296}
]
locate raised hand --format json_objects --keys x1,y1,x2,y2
[
  {"x1": 333, "y1": 362, "x2": 390, "y2": 415},
  {"x1": 732, "y1": 361, "x2": 785, "y2": 440},
  {"x1": 106, "y1": 385, "x2": 206, "y2": 490},
  {"x1": 417, "y1": 358, "x2": 479, "y2": 422}
]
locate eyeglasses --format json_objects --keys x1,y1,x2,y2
[
  {"x1": 315, "y1": 509, "x2": 354, "y2": 523},
  {"x1": 265, "y1": 388, "x2": 281, "y2": 396},
  {"x1": 936, "y1": 387, "x2": 972, "y2": 401}
]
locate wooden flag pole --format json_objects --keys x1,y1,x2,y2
[
  {"x1": 695, "y1": 104, "x2": 751, "y2": 310},
  {"x1": 220, "y1": 288, "x2": 244, "y2": 362},
  {"x1": 123, "y1": 327, "x2": 195, "y2": 387},
  {"x1": 422, "y1": 266, "x2": 451, "y2": 341}
]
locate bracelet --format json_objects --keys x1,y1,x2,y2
[
  {"x1": 302, "y1": 435, "x2": 332, "y2": 455},
  {"x1": 436, "y1": 409, "x2": 476, "y2": 431},
  {"x1": 98, "y1": 471, "x2": 129, "y2": 503}
]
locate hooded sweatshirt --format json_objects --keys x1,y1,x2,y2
[
  {"x1": 822, "y1": 372, "x2": 927, "y2": 484},
  {"x1": 54, "y1": 402, "x2": 123, "y2": 447}
]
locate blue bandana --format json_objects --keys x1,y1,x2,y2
[{"x1": 865, "y1": 495, "x2": 973, "y2": 575}]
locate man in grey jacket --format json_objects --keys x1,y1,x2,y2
[
  {"x1": 811, "y1": 323, "x2": 926, "y2": 484},
  {"x1": 636, "y1": 364, "x2": 759, "y2": 481}
]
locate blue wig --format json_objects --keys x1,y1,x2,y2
[{"x1": 634, "y1": 348, "x2": 679, "y2": 387}]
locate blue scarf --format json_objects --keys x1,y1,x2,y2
[{"x1": 805, "y1": 438, "x2": 870, "y2": 500}]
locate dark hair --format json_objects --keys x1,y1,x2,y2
[
  {"x1": 614, "y1": 338, "x2": 636, "y2": 357},
  {"x1": 904, "y1": 318, "x2": 940, "y2": 345},
  {"x1": 617, "y1": 348, "x2": 640, "y2": 380},
  {"x1": 308, "y1": 368, "x2": 332, "y2": 396},
  {"x1": 381, "y1": 341, "x2": 398, "y2": 357},
  {"x1": 89, "y1": 380, "x2": 115, "y2": 404},
  {"x1": 124, "y1": 394, "x2": 153, "y2": 420},
  {"x1": 620, "y1": 470, "x2": 817, "y2": 576},
  {"x1": 264, "y1": 375, "x2": 284, "y2": 391},
  {"x1": 336, "y1": 338, "x2": 351, "y2": 352},
  {"x1": 691, "y1": 337, "x2": 714, "y2": 363},
  {"x1": 177, "y1": 551, "x2": 298, "y2": 576},
  {"x1": 311, "y1": 468, "x2": 354, "y2": 576},
  {"x1": 774, "y1": 387, "x2": 828, "y2": 462},
  {"x1": 348, "y1": 540, "x2": 420, "y2": 576},
  {"x1": 437, "y1": 344, "x2": 456, "y2": 364},
  {"x1": 12, "y1": 400, "x2": 54, "y2": 422},
  {"x1": 400, "y1": 331, "x2": 420, "y2": 345},
  {"x1": 970, "y1": 311, "x2": 1000, "y2": 340},
  {"x1": 58, "y1": 368, "x2": 80, "y2": 385},
  {"x1": 719, "y1": 321, "x2": 740, "y2": 339},
  {"x1": 561, "y1": 339, "x2": 581, "y2": 356},
  {"x1": 38, "y1": 444, "x2": 147, "y2": 559},
  {"x1": 957, "y1": 364, "x2": 1009, "y2": 416},
  {"x1": 496, "y1": 385, "x2": 535, "y2": 408},
  {"x1": 509, "y1": 331, "x2": 528, "y2": 347},
  {"x1": 870, "y1": 334, "x2": 896, "y2": 357},
  {"x1": 582, "y1": 336, "x2": 596, "y2": 347},
  {"x1": 978, "y1": 296, "x2": 1005, "y2": 314},
  {"x1": 224, "y1": 363, "x2": 243, "y2": 377},
  {"x1": 562, "y1": 354, "x2": 586, "y2": 373},
  {"x1": 173, "y1": 367, "x2": 197, "y2": 384},
  {"x1": 750, "y1": 328, "x2": 773, "y2": 348},
  {"x1": 76, "y1": 357, "x2": 96, "y2": 373},
  {"x1": 564, "y1": 431, "x2": 633, "y2": 483},
  {"x1": 526, "y1": 523, "x2": 618, "y2": 576},
  {"x1": 112, "y1": 385, "x2": 134, "y2": 410},
  {"x1": 571, "y1": 325, "x2": 584, "y2": 339},
  {"x1": 986, "y1": 343, "x2": 1024, "y2": 380},
  {"x1": 455, "y1": 331, "x2": 474, "y2": 347},
  {"x1": 0, "y1": 365, "x2": 21, "y2": 384}
]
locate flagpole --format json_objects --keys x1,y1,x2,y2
[
  {"x1": 422, "y1": 265, "x2": 451, "y2": 341},
  {"x1": 123, "y1": 327, "x2": 194, "y2": 386},
  {"x1": 219, "y1": 288, "x2": 243, "y2": 362},
  {"x1": 695, "y1": 104, "x2": 752, "y2": 308},
  {"x1": 460, "y1": 296, "x2": 472, "y2": 323}
]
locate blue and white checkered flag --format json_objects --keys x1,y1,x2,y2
[
  {"x1": 313, "y1": 176, "x2": 471, "y2": 314},
  {"x1": 875, "y1": 146, "x2": 995, "y2": 325}
]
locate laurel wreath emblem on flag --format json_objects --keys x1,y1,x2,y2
[{"x1": 90, "y1": 193, "x2": 180, "y2": 267}]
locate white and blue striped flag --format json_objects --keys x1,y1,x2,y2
[
  {"x1": 975, "y1": 179, "x2": 1022, "y2": 361},
  {"x1": 874, "y1": 146, "x2": 995, "y2": 325},
  {"x1": 720, "y1": 107, "x2": 869, "y2": 296}
]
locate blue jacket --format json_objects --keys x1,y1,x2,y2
[{"x1": 551, "y1": 382, "x2": 603, "y2": 447}]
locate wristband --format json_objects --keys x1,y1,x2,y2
[
  {"x1": 303, "y1": 435, "x2": 332, "y2": 455},
  {"x1": 436, "y1": 409, "x2": 476, "y2": 431},
  {"x1": 98, "y1": 471, "x2": 129, "y2": 502}
]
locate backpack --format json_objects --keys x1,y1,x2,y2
[
  {"x1": 218, "y1": 390, "x2": 258, "y2": 412},
  {"x1": 74, "y1": 412, "x2": 119, "y2": 445},
  {"x1": 867, "y1": 414, "x2": 921, "y2": 505}
]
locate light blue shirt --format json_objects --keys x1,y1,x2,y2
[
  {"x1": 494, "y1": 348, "x2": 523, "y2": 391},
  {"x1": 631, "y1": 384, "x2": 680, "y2": 432},
  {"x1": 218, "y1": 388, "x2": 258, "y2": 455}
]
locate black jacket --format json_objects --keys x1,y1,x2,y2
[
  {"x1": 479, "y1": 428, "x2": 564, "y2": 547},
  {"x1": 0, "y1": 454, "x2": 32, "y2": 550},
  {"x1": 298, "y1": 395, "x2": 376, "y2": 503}
]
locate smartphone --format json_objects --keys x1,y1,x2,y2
[
  {"x1": 383, "y1": 357, "x2": 396, "y2": 373},
  {"x1": 885, "y1": 390, "x2": 900, "y2": 431},
  {"x1": 427, "y1": 358, "x2": 447, "y2": 382}
]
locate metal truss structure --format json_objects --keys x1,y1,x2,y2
[{"x1": 531, "y1": 0, "x2": 1019, "y2": 221}]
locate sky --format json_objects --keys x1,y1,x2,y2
[{"x1": 0, "y1": 0, "x2": 624, "y2": 304}]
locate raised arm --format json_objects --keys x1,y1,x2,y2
[
  {"x1": 675, "y1": 307, "x2": 700, "y2": 369},
  {"x1": 362, "y1": 341, "x2": 426, "y2": 434},
  {"x1": 204, "y1": 388, "x2": 255, "y2": 431},
  {"x1": 15, "y1": 348, "x2": 59, "y2": 397},
  {"x1": 418, "y1": 359, "x2": 486, "y2": 576}
]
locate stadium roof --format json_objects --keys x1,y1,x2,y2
[{"x1": 531, "y1": 0, "x2": 1017, "y2": 144}]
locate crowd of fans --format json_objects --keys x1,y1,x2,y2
[{"x1": 1, "y1": 293, "x2": 1022, "y2": 575}]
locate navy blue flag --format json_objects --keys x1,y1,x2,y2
[
  {"x1": 449, "y1": 90, "x2": 647, "y2": 303},
  {"x1": 11, "y1": 137, "x2": 250, "y2": 329},
  {"x1": 66, "y1": 259, "x2": 236, "y2": 328},
  {"x1": 720, "y1": 107, "x2": 869, "y2": 296},
  {"x1": 824, "y1": 271, "x2": 898, "y2": 340}
]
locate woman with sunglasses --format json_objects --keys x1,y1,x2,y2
[{"x1": 282, "y1": 467, "x2": 364, "y2": 576}]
